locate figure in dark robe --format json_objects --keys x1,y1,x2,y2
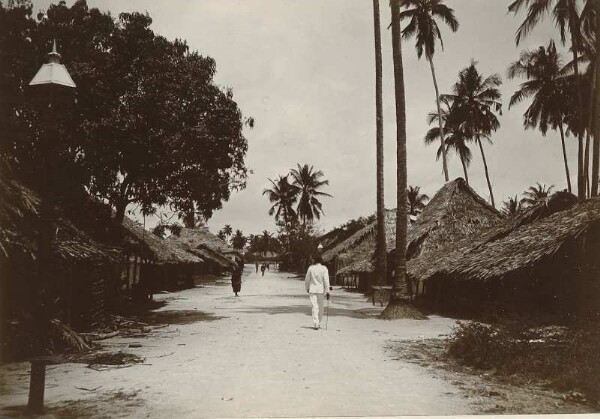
[{"x1": 231, "y1": 260, "x2": 243, "y2": 296}]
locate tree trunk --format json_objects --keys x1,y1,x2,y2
[
  {"x1": 572, "y1": 41, "x2": 586, "y2": 199},
  {"x1": 429, "y1": 57, "x2": 449, "y2": 182},
  {"x1": 558, "y1": 124, "x2": 572, "y2": 194},
  {"x1": 373, "y1": 0, "x2": 387, "y2": 287},
  {"x1": 593, "y1": 0, "x2": 600, "y2": 197},
  {"x1": 477, "y1": 138, "x2": 495, "y2": 208},
  {"x1": 381, "y1": 0, "x2": 424, "y2": 320},
  {"x1": 113, "y1": 199, "x2": 128, "y2": 226},
  {"x1": 459, "y1": 153, "x2": 469, "y2": 184},
  {"x1": 390, "y1": 0, "x2": 407, "y2": 304}
]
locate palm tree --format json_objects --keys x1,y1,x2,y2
[
  {"x1": 508, "y1": 40, "x2": 573, "y2": 193},
  {"x1": 223, "y1": 224, "x2": 233, "y2": 239},
  {"x1": 217, "y1": 230, "x2": 227, "y2": 241},
  {"x1": 443, "y1": 61, "x2": 502, "y2": 208},
  {"x1": 262, "y1": 175, "x2": 299, "y2": 225},
  {"x1": 407, "y1": 186, "x2": 429, "y2": 216},
  {"x1": 520, "y1": 182, "x2": 555, "y2": 207},
  {"x1": 382, "y1": 0, "x2": 423, "y2": 319},
  {"x1": 501, "y1": 196, "x2": 523, "y2": 216},
  {"x1": 509, "y1": 0, "x2": 586, "y2": 198},
  {"x1": 231, "y1": 229, "x2": 247, "y2": 250},
  {"x1": 373, "y1": 0, "x2": 387, "y2": 287},
  {"x1": 400, "y1": 0, "x2": 459, "y2": 182},
  {"x1": 425, "y1": 98, "x2": 473, "y2": 183},
  {"x1": 289, "y1": 164, "x2": 332, "y2": 224}
]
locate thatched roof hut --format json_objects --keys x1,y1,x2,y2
[
  {"x1": 120, "y1": 217, "x2": 202, "y2": 265},
  {"x1": 0, "y1": 160, "x2": 119, "y2": 265},
  {"x1": 409, "y1": 192, "x2": 600, "y2": 316},
  {"x1": 166, "y1": 227, "x2": 239, "y2": 270},
  {"x1": 401, "y1": 177, "x2": 503, "y2": 260}
]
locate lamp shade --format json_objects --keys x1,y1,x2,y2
[{"x1": 29, "y1": 40, "x2": 76, "y2": 88}]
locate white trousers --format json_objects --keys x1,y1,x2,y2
[{"x1": 309, "y1": 293, "x2": 325, "y2": 326}]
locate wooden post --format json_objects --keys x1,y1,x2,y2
[{"x1": 27, "y1": 359, "x2": 47, "y2": 413}]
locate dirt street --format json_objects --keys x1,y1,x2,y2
[{"x1": 0, "y1": 266, "x2": 515, "y2": 417}]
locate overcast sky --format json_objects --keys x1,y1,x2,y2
[{"x1": 34, "y1": 0, "x2": 574, "y2": 236}]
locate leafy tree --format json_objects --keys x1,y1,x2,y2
[
  {"x1": 508, "y1": 40, "x2": 573, "y2": 193},
  {"x1": 231, "y1": 229, "x2": 247, "y2": 250},
  {"x1": 262, "y1": 175, "x2": 299, "y2": 225},
  {"x1": 400, "y1": 0, "x2": 459, "y2": 182},
  {"x1": 290, "y1": 164, "x2": 332, "y2": 224},
  {"x1": 509, "y1": 0, "x2": 587, "y2": 198},
  {"x1": 0, "y1": 1, "x2": 250, "y2": 229},
  {"x1": 406, "y1": 186, "x2": 429, "y2": 216},
  {"x1": 443, "y1": 61, "x2": 502, "y2": 208},
  {"x1": 373, "y1": 0, "x2": 387, "y2": 288},
  {"x1": 501, "y1": 196, "x2": 523, "y2": 216},
  {"x1": 520, "y1": 182, "x2": 555, "y2": 206},
  {"x1": 217, "y1": 230, "x2": 227, "y2": 241}
]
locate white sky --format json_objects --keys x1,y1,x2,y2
[{"x1": 33, "y1": 0, "x2": 578, "y2": 236}]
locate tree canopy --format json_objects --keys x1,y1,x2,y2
[{"x1": 0, "y1": 0, "x2": 250, "y2": 225}]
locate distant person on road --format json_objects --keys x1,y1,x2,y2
[
  {"x1": 267, "y1": 263, "x2": 270, "y2": 271},
  {"x1": 260, "y1": 263, "x2": 266, "y2": 276},
  {"x1": 231, "y1": 260, "x2": 244, "y2": 297},
  {"x1": 305, "y1": 256, "x2": 330, "y2": 330},
  {"x1": 255, "y1": 262, "x2": 259, "y2": 273}
]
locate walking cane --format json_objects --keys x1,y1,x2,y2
[{"x1": 325, "y1": 294, "x2": 330, "y2": 330}]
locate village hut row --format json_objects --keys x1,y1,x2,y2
[
  {"x1": 321, "y1": 178, "x2": 600, "y2": 317},
  {"x1": 0, "y1": 161, "x2": 238, "y2": 361}
]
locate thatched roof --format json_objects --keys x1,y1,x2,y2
[
  {"x1": 336, "y1": 259, "x2": 374, "y2": 276},
  {"x1": 408, "y1": 191, "x2": 592, "y2": 283},
  {"x1": 402, "y1": 178, "x2": 503, "y2": 259},
  {"x1": 0, "y1": 160, "x2": 120, "y2": 264},
  {"x1": 322, "y1": 209, "x2": 397, "y2": 263},
  {"x1": 166, "y1": 227, "x2": 238, "y2": 270},
  {"x1": 120, "y1": 217, "x2": 202, "y2": 265}
]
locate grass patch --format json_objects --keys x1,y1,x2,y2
[{"x1": 447, "y1": 321, "x2": 600, "y2": 405}]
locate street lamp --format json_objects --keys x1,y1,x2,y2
[{"x1": 27, "y1": 39, "x2": 76, "y2": 414}]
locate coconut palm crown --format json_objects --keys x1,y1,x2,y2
[
  {"x1": 508, "y1": 40, "x2": 573, "y2": 192},
  {"x1": 407, "y1": 185, "x2": 430, "y2": 216},
  {"x1": 290, "y1": 164, "x2": 332, "y2": 224},
  {"x1": 262, "y1": 175, "x2": 300, "y2": 224},
  {"x1": 400, "y1": 0, "x2": 459, "y2": 182},
  {"x1": 520, "y1": 182, "x2": 555, "y2": 207}
]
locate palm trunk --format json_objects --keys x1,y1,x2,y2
[
  {"x1": 572, "y1": 41, "x2": 586, "y2": 199},
  {"x1": 477, "y1": 138, "x2": 495, "y2": 208},
  {"x1": 459, "y1": 153, "x2": 469, "y2": 184},
  {"x1": 593, "y1": 0, "x2": 600, "y2": 197},
  {"x1": 373, "y1": 0, "x2": 387, "y2": 287},
  {"x1": 558, "y1": 124, "x2": 572, "y2": 194},
  {"x1": 390, "y1": 0, "x2": 408, "y2": 301},
  {"x1": 429, "y1": 57, "x2": 449, "y2": 182},
  {"x1": 585, "y1": 67, "x2": 594, "y2": 197}
]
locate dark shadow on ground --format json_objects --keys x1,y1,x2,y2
[
  {"x1": 139, "y1": 310, "x2": 224, "y2": 325},
  {"x1": 235, "y1": 304, "x2": 381, "y2": 319}
]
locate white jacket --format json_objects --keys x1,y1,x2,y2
[{"x1": 305, "y1": 263, "x2": 330, "y2": 294}]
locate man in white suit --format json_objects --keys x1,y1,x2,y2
[{"x1": 305, "y1": 256, "x2": 331, "y2": 330}]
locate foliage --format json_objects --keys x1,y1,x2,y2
[
  {"x1": 262, "y1": 175, "x2": 299, "y2": 225},
  {"x1": 231, "y1": 229, "x2": 247, "y2": 250},
  {"x1": 400, "y1": 0, "x2": 459, "y2": 61},
  {"x1": 521, "y1": 182, "x2": 555, "y2": 206},
  {"x1": 501, "y1": 195, "x2": 523, "y2": 216},
  {"x1": 0, "y1": 0, "x2": 250, "y2": 227},
  {"x1": 290, "y1": 164, "x2": 333, "y2": 224},
  {"x1": 407, "y1": 185, "x2": 429, "y2": 215},
  {"x1": 448, "y1": 320, "x2": 600, "y2": 403}
]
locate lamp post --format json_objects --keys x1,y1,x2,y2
[{"x1": 27, "y1": 39, "x2": 76, "y2": 414}]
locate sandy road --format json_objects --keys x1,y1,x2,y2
[{"x1": 0, "y1": 265, "x2": 474, "y2": 417}]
